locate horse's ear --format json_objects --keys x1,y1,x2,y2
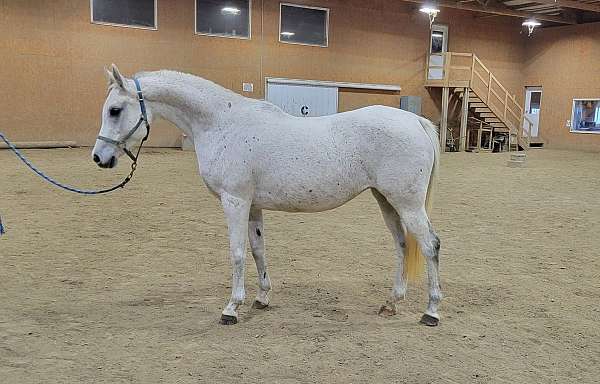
[
  {"x1": 105, "y1": 66, "x2": 116, "y2": 85},
  {"x1": 110, "y1": 63, "x2": 125, "y2": 89}
]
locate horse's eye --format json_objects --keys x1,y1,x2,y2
[{"x1": 109, "y1": 107, "x2": 121, "y2": 117}]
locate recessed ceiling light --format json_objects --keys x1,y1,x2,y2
[{"x1": 221, "y1": 7, "x2": 241, "y2": 15}]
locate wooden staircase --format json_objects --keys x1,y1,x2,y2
[
  {"x1": 454, "y1": 88, "x2": 518, "y2": 151},
  {"x1": 425, "y1": 52, "x2": 534, "y2": 152}
]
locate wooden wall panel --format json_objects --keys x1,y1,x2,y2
[
  {"x1": 523, "y1": 22, "x2": 600, "y2": 151},
  {"x1": 338, "y1": 89, "x2": 401, "y2": 112},
  {"x1": 0, "y1": 0, "x2": 526, "y2": 147}
]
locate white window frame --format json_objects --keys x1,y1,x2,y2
[
  {"x1": 195, "y1": 0, "x2": 252, "y2": 40},
  {"x1": 279, "y1": 3, "x2": 329, "y2": 48},
  {"x1": 570, "y1": 98, "x2": 600, "y2": 134},
  {"x1": 90, "y1": 0, "x2": 158, "y2": 30}
]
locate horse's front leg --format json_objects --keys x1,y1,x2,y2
[
  {"x1": 219, "y1": 192, "x2": 251, "y2": 325},
  {"x1": 248, "y1": 208, "x2": 271, "y2": 309}
]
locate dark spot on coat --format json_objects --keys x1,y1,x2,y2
[
  {"x1": 309, "y1": 189, "x2": 313, "y2": 193},
  {"x1": 263, "y1": 272, "x2": 267, "y2": 279},
  {"x1": 228, "y1": 102, "x2": 232, "y2": 108},
  {"x1": 433, "y1": 235, "x2": 441, "y2": 251},
  {"x1": 256, "y1": 228, "x2": 261, "y2": 237}
]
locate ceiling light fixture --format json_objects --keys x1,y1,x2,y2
[
  {"x1": 419, "y1": 6, "x2": 440, "y2": 28},
  {"x1": 221, "y1": 7, "x2": 241, "y2": 15},
  {"x1": 522, "y1": 20, "x2": 541, "y2": 36}
]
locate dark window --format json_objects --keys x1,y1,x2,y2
[
  {"x1": 280, "y1": 4, "x2": 328, "y2": 47},
  {"x1": 431, "y1": 31, "x2": 444, "y2": 54},
  {"x1": 92, "y1": 0, "x2": 156, "y2": 29},
  {"x1": 196, "y1": 0, "x2": 251, "y2": 38}
]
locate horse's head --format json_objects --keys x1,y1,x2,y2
[{"x1": 92, "y1": 64, "x2": 150, "y2": 169}]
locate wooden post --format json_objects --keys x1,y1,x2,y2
[
  {"x1": 477, "y1": 122, "x2": 483, "y2": 152},
  {"x1": 459, "y1": 86, "x2": 469, "y2": 151},
  {"x1": 470, "y1": 54, "x2": 475, "y2": 86},
  {"x1": 443, "y1": 53, "x2": 451, "y2": 87},
  {"x1": 440, "y1": 87, "x2": 449, "y2": 153}
]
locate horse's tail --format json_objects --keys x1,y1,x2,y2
[{"x1": 404, "y1": 117, "x2": 440, "y2": 281}]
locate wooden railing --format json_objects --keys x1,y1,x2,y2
[{"x1": 426, "y1": 52, "x2": 532, "y2": 150}]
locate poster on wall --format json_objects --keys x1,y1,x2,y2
[{"x1": 571, "y1": 99, "x2": 600, "y2": 133}]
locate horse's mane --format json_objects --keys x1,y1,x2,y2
[
  {"x1": 102, "y1": 69, "x2": 287, "y2": 116},
  {"x1": 134, "y1": 70, "x2": 242, "y2": 99}
]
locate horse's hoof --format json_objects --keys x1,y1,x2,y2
[
  {"x1": 419, "y1": 314, "x2": 439, "y2": 327},
  {"x1": 377, "y1": 304, "x2": 397, "y2": 317},
  {"x1": 219, "y1": 314, "x2": 238, "y2": 325},
  {"x1": 252, "y1": 300, "x2": 269, "y2": 310}
]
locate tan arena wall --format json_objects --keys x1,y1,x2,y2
[
  {"x1": 523, "y1": 22, "x2": 600, "y2": 151},
  {"x1": 0, "y1": 0, "x2": 526, "y2": 147}
]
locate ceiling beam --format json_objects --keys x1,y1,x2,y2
[
  {"x1": 530, "y1": 0, "x2": 600, "y2": 13},
  {"x1": 399, "y1": 0, "x2": 578, "y2": 24}
]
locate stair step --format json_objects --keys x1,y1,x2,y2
[
  {"x1": 470, "y1": 103, "x2": 487, "y2": 108},
  {"x1": 483, "y1": 117, "x2": 501, "y2": 122},
  {"x1": 488, "y1": 123, "x2": 507, "y2": 128},
  {"x1": 453, "y1": 88, "x2": 475, "y2": 95},
  {"x1": 479, "y1": 113, "x2": 496, "y2": 118},
  {"x1": 474, "y1": 108, "x2": 492, "y2": 113},
  {"x1": 469, "y1": 97, "x2": 482, "y2": 103}
]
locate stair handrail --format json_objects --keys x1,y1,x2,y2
[{"x1": 469, "y1": 53, "x2": 529, "y2": 150}]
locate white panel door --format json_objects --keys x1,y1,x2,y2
[
  {"x1": 266, "y1": 83, "x2": 338, "y2": 117},
  {"x1": 428, "y1": 25, "x2": 448, "y2": 81},
  {"x1": 524, "y1": 87, "x2": 542, "y2": 137}
]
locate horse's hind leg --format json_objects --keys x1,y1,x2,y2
[
  {"x1": 248, "y1": 208, "x2": 271, "y2": 309},
  {"x1": 371, "y1": 189, "x2": 407, "y2": 317},
  {"x1": 402, "y1": 208, "x2": 442, "y2": 326}
]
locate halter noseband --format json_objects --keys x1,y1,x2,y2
[{"x1": 97, "y1": 78, "x2": 151, "y2": 162}]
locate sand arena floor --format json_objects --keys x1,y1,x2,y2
[{"x1": 0, "y1": 148, "x2": 599, "y2": 383}]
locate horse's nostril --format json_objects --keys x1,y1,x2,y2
[
  {"x1": 93, "y1": 154, "x2": 101, "y2": 164},
  {"x1": 109, "y1": 156, "x2": 116, "y2": 168}
]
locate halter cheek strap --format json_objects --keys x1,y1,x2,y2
[{"x1": 97, "y1": 78, "x2": 151, "y2": 162}]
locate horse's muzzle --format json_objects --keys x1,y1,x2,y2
[{"x1": 94, "y1": 154, "x2": 117, "y2": 169}]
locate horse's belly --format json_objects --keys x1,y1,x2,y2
[{"x1": 252, "y1": 182, "x2": 368, "y2": 213}]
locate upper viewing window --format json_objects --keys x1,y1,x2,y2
[
  {"x1": 279, "y1": 3, "x2": 329, "y2": 47},
  {"x1": 196, "y1": 0, "x2": 251, "y2": 39},
  {"x1": 91, "y1": 0, "x2": 157, "y2": 29}
]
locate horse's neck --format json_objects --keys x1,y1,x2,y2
[{"x1": 143, "y1": 72, "x2": 244, "y2": 138}]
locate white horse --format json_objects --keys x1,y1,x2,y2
[{"x1": 93, "y1": 65, "x2": 442, "y2": 326}]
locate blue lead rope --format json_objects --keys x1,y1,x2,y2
[
  {"x1": 0, "y1": 131, "x2": 140, "y2": 237},
  {"x1": 0, "y1": 132, "x2": 136, "y2": 195}
]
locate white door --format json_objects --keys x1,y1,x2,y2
[
  {"x1": 266, "y1": 82, "x2": 338, "y2": 117},
  {"x1": 428, "y1": 25, "x2": 448, "y2": 80},
  {"x1": 524, "y1": 87, "x2": 542, "y2": 137}
]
